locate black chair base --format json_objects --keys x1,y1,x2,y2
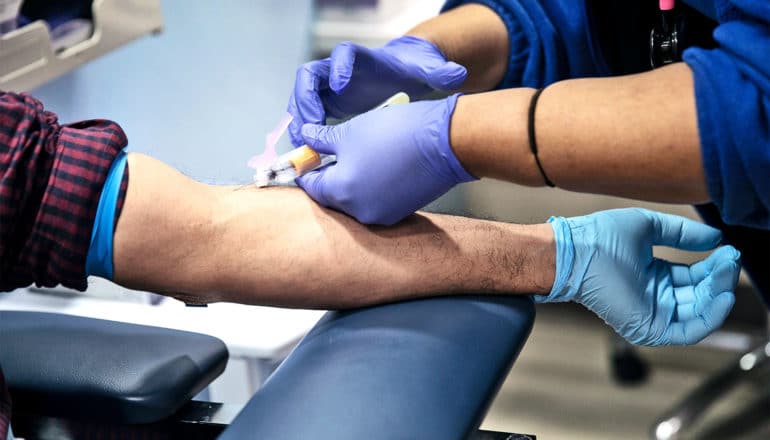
[{"x1": 12, "y1": 401, "x2": 535, "y2": 440}]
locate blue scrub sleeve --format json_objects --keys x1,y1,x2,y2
[
  {"x1": 683, "y1": 0, "x2": 719, "y2": 19},
  {"x1": 440, "y1": 0, "x2": 602, "y2": 89},
  {"x1": 683, "y1": 0, "x2": 770, "y2": 228},
  {"x1": 85, "y1": 150, "x2": 128, "y2": 280}
]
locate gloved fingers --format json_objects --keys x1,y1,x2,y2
[
  {"x1": 673, "y1": 248, "x2": 740, "y2": 321},
  {"x1": 329, "y1": 42, "x2": 362, "y2": 93},
  {"x1": 422, "y1": 61, "x2": 468, "y2": 91},
  {"x1": 677, "y1": 257, "x2": 741, "y2": 319},
  {"x1": 662, "y1": 291, "x2": 735, "y2": 345},
  {"x1": 670, "y1": 246, "x2": 738, "y2": 288},
  {"x1": 688, "y1": 245, "x2": 741, "y2": 284},
  {"x1": 288, "y1": 60, "x2": 331, "y2": 146},
  {"x1": 674, "y1": 284, "x2": 697, "y2": 306},
  {"x1": 391, "y1": 36, "x2": 467, "y2": 90},
  {"x1": 695, "y1": 257, "x2": 742, "y2": 299},
  {"x1": 287, "y1": 97, "x2": 303, "y2": 146},
  {"x1": 669, "y1": 263, "x2": 693, "y2": 287},
  {"x1": 676, "y1": 302, "x2": 697, "y2": 322},
  {"x1": 648, "y1": 211, "x2": 722, "y2": 251},
  {"x1": 301, "y1": 123, "x2": 341, "y2": 155},
  {"x1": 296, "y1": 168, "x2": 332, "y2": 208}
]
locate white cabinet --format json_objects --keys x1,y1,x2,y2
[{"x1": 1, "y1": 0, "x2": 162, "y2": 92}]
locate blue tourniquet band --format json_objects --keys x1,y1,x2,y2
[{"x1": 86, "y1": 151, "x2": 128, "y2": 279}]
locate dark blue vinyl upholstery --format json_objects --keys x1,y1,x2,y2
[
  {"x1": 0, "y1": 311, "x2": 228, "y2": 424},
  {"x1": 220, "y1": 295, "x2": 535, "y2": 440}
]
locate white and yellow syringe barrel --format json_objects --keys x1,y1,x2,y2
[{"x1": 254, "y1": 92, "x2": 410, "y2": 187}]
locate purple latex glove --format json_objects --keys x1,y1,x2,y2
[
  {"x1": 287, "y1": 36, "x2": 467, "y2": 145},
  {"x1": 297, "y1": 94, "x2": 476, "y2": 225}
]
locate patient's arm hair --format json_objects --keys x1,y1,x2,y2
[{"x1": 112, "y1": 153, "x2": 555, "y2": 308}]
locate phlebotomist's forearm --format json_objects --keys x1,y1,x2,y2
[
  {"x1": 449, "y1": 63, "x2": 710, "y2": 204},
  {"x1": 406, "y1": 4, "x2": 709, "y2": 204}
]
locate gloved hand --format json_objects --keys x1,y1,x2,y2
[
  {"x1": 287, "y1": 36, "x2": 467, "y2": 145},
  {"x1": 542, "y1": 208, "x2": 741, "y2": 346},
  {"x1": 297, "y1": 94, "x2": 476, "y2": 225}
]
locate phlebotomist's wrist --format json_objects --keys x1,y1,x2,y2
[
  {"x1": 406, "y1": 3, "x2": 510, "y2": 92},
  {"x1": 449, "y1": 88, "x2": 550, "y2": 186}
]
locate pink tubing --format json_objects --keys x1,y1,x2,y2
[
  {"x1": 659, "y1": 0, "x2": 675, "y2": 11},
  {"x1": 247, "y1": 112, "x2": 292, "y2": 169}
]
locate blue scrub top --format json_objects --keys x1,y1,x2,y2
[
  {"x1": 442, "y1": 0, "x2": 770, "y2": 230},
  {"x1": 682, "y1": 0, "x2": 719, "y2": 19}
]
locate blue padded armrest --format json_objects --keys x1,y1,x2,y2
[
  {"x1": 0, "y1": 311, "x2": 228, "y2": 424},
  {"x1": 220, "y1": 295, "x2": 535, "y2": 440}
]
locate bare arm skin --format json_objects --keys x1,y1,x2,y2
[
  {"x1": 450, "y1": 63, "x2": 709, "y2": 203},
  {"x1": 407, "y1": 7, "x2": 708, "y2": 204},
  {"x1": 112, "y1": 154, "x2": 555, "y2": 308}
]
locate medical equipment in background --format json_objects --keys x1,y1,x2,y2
[
  {"x1": 17, "y1": 0, "x2": 95, "y2": 52},
  {"x1": 0, "y1": 0, "x2": 162, "y2": 92},
  {"x1": 650, "y1": 0, "x2": 682, "y2": 67},
  {"x1": 249, "y1": 111, "x2": 336, "y2": 187},
  {"x1": 250, "y1": 92, "x2": 410, "y2": 187},
  {"x1": 312, "y1": 0, "x2": 443, "y2": 53},
  {"x1": 0, "y1": 0, "x2": 23, "y2": 34}
]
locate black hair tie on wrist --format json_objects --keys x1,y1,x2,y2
[{"x1": 527, "y1": 88, "x2": 556, "y2": 188}]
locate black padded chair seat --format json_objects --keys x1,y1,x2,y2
[{"x1": 0, "y1": 311, "x2": 228, "y2": 424}]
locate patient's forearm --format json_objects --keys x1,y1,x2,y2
[{"x1": 113, "y1": 154, "x2": 554, "y2": 308}]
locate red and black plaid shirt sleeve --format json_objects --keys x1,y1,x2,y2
[
  {"x1": 0, "y1": 92, "x2": 131, "y2": 435},
  {"x1": 0, "y1": 91, "x2": 129, "y2": 292}
]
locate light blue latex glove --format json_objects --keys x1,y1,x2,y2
[
  {"x1": 542, "y1": 208, "x2": 741, "y2": 346},
  {"x1": 297, "y1": 94, "x2": 476, "y2": 225},
  {"x1": 287, "y1": 36, "x2": 467, "y2": 145}
]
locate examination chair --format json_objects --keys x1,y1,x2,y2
[{"x1": 0, "y1": 295, "x2": 536, "y2": 439}]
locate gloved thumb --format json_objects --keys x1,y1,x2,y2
[
  {"x1": 301, "y1": 124, "x2": 340, "y2": 155},
  {"x1": 423, "y1": 61, "x2": 468, "y2": 91},
  {"x1": 329, "y1": 42, "x2": 358, "y2": 93},
  {"x1": 296, "y1": 169, "x2": 331, "y2": 208}
]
